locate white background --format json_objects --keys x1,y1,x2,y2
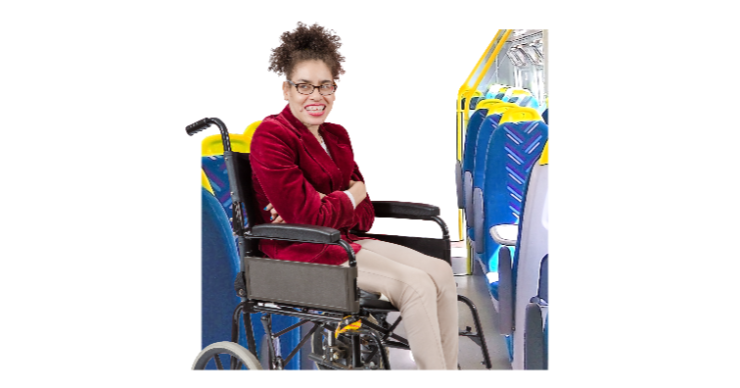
[{"x1": 1, "y1": 0, "x2": 739, "y2": 386}]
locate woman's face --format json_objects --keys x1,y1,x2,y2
[{"x1": 283, "y1": 59, "x2": 336, "y2": 132}]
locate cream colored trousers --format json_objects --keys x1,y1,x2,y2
[{"x1": 349, "y1": 239, "x2": 459, "y2": 370}]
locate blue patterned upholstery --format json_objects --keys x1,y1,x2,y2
[
  {"x1": 201, "y1": 187, "x2": 248, "y2": 368},
  {"x1": 482, "y1": 117, "x2": 548, "y2": 298},
  {"x1": 471, "y1": 113, "x2": 503, "y2": 254},
  {"x1": 462, "y1": 108, "x2": 490, "y2": 228},
  {"x1": 202, "y1": 155, "x2": 235, "y2": 222},
  {"x1": 201, "y1": 154, "x2": 303, "y2": 369}
]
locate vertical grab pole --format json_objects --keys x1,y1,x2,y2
[
  {"x1": 456, "y1": 30, "x2": 511, "y2": 274},
  {"x1": 457, "y1": 30, "x2": 505, "y2": 242}
]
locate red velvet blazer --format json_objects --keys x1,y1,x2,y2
[{"x1": 249, "y1": 104, "x2": 375, "y2": 265}]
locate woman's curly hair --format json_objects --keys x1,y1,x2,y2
[{"x1": 269, "y1": 22, "x2": 346, "y2": 80}]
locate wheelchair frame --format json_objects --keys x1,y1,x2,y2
[{"x1": 188, "y1": 117, "x2": 492, "y2": 370}]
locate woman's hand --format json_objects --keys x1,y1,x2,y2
[
  {"x1": 347, "y1": 180, "x2": 367, "y2": 204},
  {"x1": 264, "y1": 203, "x2": 285, "y2": 224}
]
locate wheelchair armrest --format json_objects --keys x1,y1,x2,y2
[
  {"x1": 372, "y1": 201, "x2": 440, "y2": 220},
  {"x1": 250, "y1": 224, "x2": 341, "y2": 244},
  {"x1": 353, "y1": 201, "x2": 451, "y2": 265}
]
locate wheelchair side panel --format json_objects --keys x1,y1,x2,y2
[{"x1": 245, "y1": 256, "x2": 360, "y2": 313}]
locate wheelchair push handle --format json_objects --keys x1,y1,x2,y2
[
  {"x1": 185, "y1": 117, "x2": 232, "y2": 152},
  {"x1": 186, "y1": 118, "x2": 210, "y2": 136}
]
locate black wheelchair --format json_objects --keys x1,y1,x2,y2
[{"x1": 188, "y1": 117, "x2": 492, "y2": 370}]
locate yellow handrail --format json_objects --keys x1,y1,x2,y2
[
  {"x1": 463, "y1": 30, "x2": 512, "y2": 127},
  {"x1": 456, "y1": 30, "x2": 512, "y2": 242},
  {"x1": 457, "y1": 30, "x2": 505, "y2": 162}
]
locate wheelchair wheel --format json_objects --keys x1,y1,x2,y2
[{"x1": 192, "y1": 341, "x2": 262, "y2": 370}]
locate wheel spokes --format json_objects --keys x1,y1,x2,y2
[{"x1": 214, "y1": 354, "x2": 224, "y2": 370}]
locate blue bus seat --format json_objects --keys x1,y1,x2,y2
[
  {"x1": 481, "y1": 108, "x2": 548, "y2": 299},
  {"x1": 510, "y1": 143, "x2": 549, "y2": 369},
  {"x1": 201, "y1": 186, "x2": 250, "y2": 367},
  {"x1": 470, "y1": 103, "x2": 518, "y2": 254},
  {"x1": 456, "y1": 95, "x2": 482, "y2": 215},
  {"x1": 506, "y1": 89, "x2": 540, "y2": 110},
  {"x1": 462, "y1": 103, "x2": 491, "y2": 227},
  {"x1": 462, "y1": 99, "x2": 511, "y2": 230},
  {"x1": 523, "y1": 254, "x2": 548, "y2": 369},
  {"x1": 485, "y1": 84, "x2": 510, "y2": 100}
]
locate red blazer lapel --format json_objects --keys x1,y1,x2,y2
[
  {"x1": 320, "y1": 128, "x2": 354, "y2": 190},
  {"x1": 275, "y1": 105, "x2": 343, "y2": 191}
]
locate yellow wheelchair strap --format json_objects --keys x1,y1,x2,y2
[{"x1": 335, "y1": 316, "x2": 362, "y2": 338}]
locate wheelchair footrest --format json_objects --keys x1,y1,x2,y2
[
  {"x1": 458, "y1": 295, "x2": 493, "y2": 369},
  {"x1": 459, "y1": 327, "x2": 484, "y2": 349}
]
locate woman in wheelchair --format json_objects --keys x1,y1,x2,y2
[{"x1": 248, "y1": 22, "x2": 459, "y2": 370}]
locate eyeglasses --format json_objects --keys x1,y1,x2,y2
[{"x1": 287, "y1": 80, "x2": 338, "y2": 96}]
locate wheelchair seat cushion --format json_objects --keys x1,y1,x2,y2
[{"x1": 359, "y1": 289, "x2": 396, "y2": 310}]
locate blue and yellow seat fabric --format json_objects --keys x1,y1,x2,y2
[
  {"x1": 201, "y1": 121, "x2": 303, "y2": 370},
  {"x1": 464, "y1": 100, "x2": 515, "y2": 255},
  {"x1": 201, "y1": 121, "x2": 260, "y2": 222},
  {"x1": 490, "y1": 141, "x2": 548, "y2": 368},
  {"x1": 462, "y1": 98, "x2": 495, "y2": 236},
  {"x1": 468, "y1": 100, "x2": 516, "y2": 254},
  {"x1": 486, "y1": 84, "x2": 541, "y2": 109},
  {"x1": 506, "y1": 88, "x2": 539, "y2": 110},
  {"x1": 458, "y1": 90, "x2": 486, "y2": 239},
  {"x1": 470, "y1": 92, "x2": 540, "y2": 255},
  {"x1": 481, "y1": 108, "x2": 548, "y2": 300},
  {"x1": 539, "y1": 96, "x2": 548, "y2": 125},
  {"x1": 464, "y1": 86, "x2": 538, "y2": 253},
  {"x1": 485, "y1": 84, "x2": 511, "y2": 101},
  {"x1": 456, "y1": 30, "x2": 512, "y2": 245},
  {"x1": 201, "y1": 181, "x2": 250, "y2": 369}
]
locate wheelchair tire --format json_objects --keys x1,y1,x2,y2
[{"x1": 192, "y1": 341, "x2": 262, "y2": 370}]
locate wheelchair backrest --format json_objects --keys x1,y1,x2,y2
[
  {"x1": 201, "y1": 122, "x2": 260, "y2": 223},
  {"x1": 230, "y1": 151, "x2": 264, "y2": 233}
]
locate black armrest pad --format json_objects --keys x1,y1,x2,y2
[
  {"x1": 372, "y1": 201, "x2": 440, "y2": 220},
  {"x1": 250, "y1": 224, "x2": 341, "y2": 244}
]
